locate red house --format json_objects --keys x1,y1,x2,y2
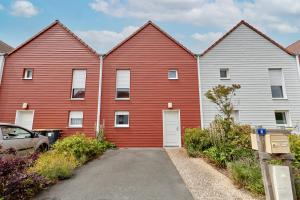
[
  {"x1": 0, "y1": 20, "x2": 100, "y2": 137},
  {"x1": 0, "y1": 20, "x2": 201, "y2": 147},
  {"x1": 101, "y1": 21, "x2": 201, "y2": 147}
]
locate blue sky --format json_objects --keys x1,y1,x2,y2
[{"x1": 0, "y1": 0, "x2": 299, "y2": 53}]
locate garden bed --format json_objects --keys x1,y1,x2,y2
[{"x1": 0, "y1": 134, "x2": 115, "y2": 200}]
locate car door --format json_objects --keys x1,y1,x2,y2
[{"x1": 1, "y1": 126, "x2": 35, "y2": 155}]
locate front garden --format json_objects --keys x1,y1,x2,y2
[
  {"x1": 184, "y1": 84, "x2": 300, "y2": 198},
  {"x1": 0, "y1": 133, "x2": 115, "y2": 200}
]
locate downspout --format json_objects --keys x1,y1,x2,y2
[
  {"x1": 0, "y1": 53, "x2": 5, "y2": 85},
  {"x1": 196, "y1": 54, "x2": 204, "y2": 128},
  {"x1": 296, "y1": 54, "x2": 300, "y2": 79},
  {"x1": 96, "y1": 55, "x2": 103, "y2": 134}
]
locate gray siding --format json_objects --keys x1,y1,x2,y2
[{"x1": 199, "y1": 24, "x2": 300, "y2": 128}]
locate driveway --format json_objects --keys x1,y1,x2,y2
[{"x1": 36, "y1": 148, "x2": 193, "y2": 200}]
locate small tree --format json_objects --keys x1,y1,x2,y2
[{"x1": 205, "y1": 84, "x2": 241, "y2": 122}]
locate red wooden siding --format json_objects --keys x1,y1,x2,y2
[
  {"x1": 101, "y1": 23, "x2": 201, "y2": 147},
  {"x1": 0, "y1": 23, "x2": 99, "y2": 137}
]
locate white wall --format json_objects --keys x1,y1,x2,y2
[{"x1": 199, "y1": 24, "x2": 300, "y2": 129}]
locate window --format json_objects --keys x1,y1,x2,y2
[
  {"x1": 23, "y1": 68, "x2": 33, "y2": 79},
  {"x1": 220, "y1": 68, "x2": 229, "y2": 79},
  {"x1": 274, "y1": 111, "x2": 289, "y2": 126},
  {"x1": 71, "y1": 70, "x2": 86, "y2": 99},
  {"x1": 1, "y1": 126, "x2": 32, "y2": 140},
  {"x1": 69, "y1": 111, "x2": 83, "y2": 128},
  {"x1": 116, "y1": 70, "x2": 130, "y2": 99},
  {"x1": 168, "y1": 70, "x2": 178, "y2": 80},
  {"x1": 233, "y1": 110, "x2": 240, "y2": 123},
  {"x1": 269, "y1": 69, "x2": 286, "y2": 99},
  {"x1": 115, "y1": 111, "x2": 129, "y2": 127}
]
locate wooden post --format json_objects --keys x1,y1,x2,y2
[{"x1": 255, "y1": 129, "x2": 274, "y2": 200}]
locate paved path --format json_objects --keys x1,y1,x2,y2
[
  {"x1": 36, "y1": 148, "x2": 193, "y2": 200},
  {"x1": 166, "y1": 148, "x2": 261, "y2": 200}
]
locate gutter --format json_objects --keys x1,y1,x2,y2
[
  {"x1": 296, "y1": 54, "x2": 300, "y2": 79},
  {"x1": 196, "y1": 54, "x2": 204, "y2": 128},
  {"x1": 96, "y1": 55, "x2": 103, "y2": 134}
]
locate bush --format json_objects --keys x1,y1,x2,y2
[
  {"x1": 53, "y1": 134, "x2": 113, "y2": 164},
  {"x1": 227, "y1": 158, "x2": 264, "y2": 195},
  {"x1": 29, "y1": 151, "x2": 78, "y2": 181},
  {"x1": 184, "y1": 128, "x2": 211, "y2": 157},
  {"x1": 0, "y1": 151, "x2": 49, "y2": 200}
]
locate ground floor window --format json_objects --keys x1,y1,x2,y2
[
  {"x1": 115, "y1": 111, "x2": 129, "y2": 127},
  {"x1": 69, "y1": 111, "x2": 83, "y2": 128},
  {"x1": 274, "y1": 111, "x2": 289, "y2": 126}
]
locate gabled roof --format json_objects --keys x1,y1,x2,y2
[
  {"x1": 106, "y1": 20, "x2": 194, "y2": 57},
  {"x1": 201, "y1": 20, "x2": 293, "y2": 56},
  {"x1": 8, "y1": 20, "x2": 99, "y2": 56},
  {"x1": 287, "y1": 40, "x2": 300, "y2": 55},
  {"x1": 0, "y1": 40, "x2": 14, "y2": 54}
]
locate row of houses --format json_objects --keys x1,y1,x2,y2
[{"x1": 0, "y1": 20, "x2": 300, "y2": 147}]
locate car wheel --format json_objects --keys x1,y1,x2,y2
[{"x1": 37, "y1": 144, "x2": 48, "y2": 153}]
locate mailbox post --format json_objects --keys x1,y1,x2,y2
[{"x1": 251, "y1": 127, "x2": 296, "y2": 200}]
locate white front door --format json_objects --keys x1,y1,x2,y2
[
  {"x1": 15, "y1": 110, "x2": 34, "y2": 130},
  {"x1": 163, "y1": 110, "x2": 181, "y2": 147}
]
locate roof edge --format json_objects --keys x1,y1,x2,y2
[
  {"x1": 106, "y1": 20, "x2": 194, "y2": 57},
  {"x1": 200, "y1": 20, "x2": 293, "y2": 57},
  {"x1": 8, "y1": 20, "x2": 100, "y2": 57}
]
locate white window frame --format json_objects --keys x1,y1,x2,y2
[
  {"x1": 220, "y1": 68, "x2": 230, "y2": 80},
  {"x1": 114, "y1": 111, "x2": 129, "y2": 128},
  {"x1": 168, "y1": 69, "x2": 178, "y2": 80},
  {"x1": 71, "y1": 69, "x2": 86, "y2": 100},
  {"x1": 23, "y1": 68, "x2": 33, "y2": 80},
  {"x1": 274, "y1": 111, "x2": 291, "y2": 127},
  {"x1": 269, "y1": 68, "x2": 287, "y2": 99},
  {"x1": 116, "y1": 69, "x2": 130, "y2": 100},
  {"x1": 69, "y1": 111, "x2": 83, "y2": 128}
]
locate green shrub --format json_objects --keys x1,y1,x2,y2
[
  {"x1": 29, "y1": 151, "x2": 78, "y2": 180},
  {"x1": 53, "y1": 134, "x2": 113, "y2": 164},
  {"x1": 227, "y1": 158, "x2": 264, "y2": 195},
  {"x1": 184, "y1": 128, "x2": 211, "y2": 157}
]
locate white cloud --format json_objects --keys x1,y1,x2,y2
[
  {"x1": 10, "y1": 0, "x2": 38, "y2": 17},
  {"x1": 191, "y1": 32, "x2": 222, "y2": 52},
  {"x1": 76, "y1": 26, "x2": 139, "y2": 53},
  {"x1": 89, "y1": 0, "x2": 300, "y2": 34}
]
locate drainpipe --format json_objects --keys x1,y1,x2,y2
[
  {"x1": 0, "y1": 53, "x2": 5, "y2": 85},
  {"x1": 296, "y1": 54, "x2": 300, "y2": 79},
  {"x1": 196, "y1": 54, "x2": 204, "y2": 128},
  {"x1": 96, "y1": 55, "x2": 103, "y2": 134}
]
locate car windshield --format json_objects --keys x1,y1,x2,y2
[{"x1": 1, "y1": 126, "x2": 32, "y2": 140}]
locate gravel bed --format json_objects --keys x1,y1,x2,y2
[{"x1": 166, "y1": 148, "x2": 261, "y2": 200}]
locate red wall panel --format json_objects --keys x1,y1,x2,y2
[
  {"x1": 0, "y1": 23, "x2": 99, "y2": 137},
  {"x1": 101, "y1": 24, "x2": 201, "y2": 147}
]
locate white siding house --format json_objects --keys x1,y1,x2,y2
[{"x1": 199, "y1": 21, "x2": 300, "y2": 129}]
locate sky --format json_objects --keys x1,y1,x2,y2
[{"x1": 0, "y1": 0, "x2": 300, "y2": 53}]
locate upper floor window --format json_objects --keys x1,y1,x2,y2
[
  {"x1": 69, "y1": 111, "x2": 83, "y2": 128},
  {"x1": 72, "y1": 69, "x2": 86, "y2": 99},
  {"x1": 168, "y1": 70, "x2": 178, "y2": 80},
  {"x1": 220, "y1": 68, "x2": 229, "y2": 79},
  {"x1": 116, "y1": 70, "x2": 130, "y2": 99},
  {"x1": 268, "y1": 68, "x2": 286, "y2": 99},
  {"x1": 23, "y1": 68, "x2": 33, "y2": 79}
]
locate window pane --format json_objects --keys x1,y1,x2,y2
[
  {"x1": 71, "y1": 118, "x2": 83, "y2": 125},
  {"x1": 72, "y1": 88, "x2": 85, "y2": 98},
  {"x1": 275, "y1": 112, "x2": 287, "y2": 124},
  {"x1": 116, "y1": 115, "x2": 129, "y2": 125},
  {"x1": 26, "y1": 70, "x2": 32, "y2": 78},
  {"x1": 220, "y1": 69, "x2": 228, "y2": 78},
  {"x1": 117, "y1": 88, "x2": 130, "y2": 98},
  {"x1": 168, "y1": 70, "x2": 177, "y2": 79},
  {"x1": 271, "y1": 86, "x2": 283, "y2": 98},
  {"x1": 1, "y1": 127, "x2": 31, "y2": 139}
]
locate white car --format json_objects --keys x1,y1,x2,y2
[{"x1": 0, "y1": 123, "x2": 49, "y2": 155}]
